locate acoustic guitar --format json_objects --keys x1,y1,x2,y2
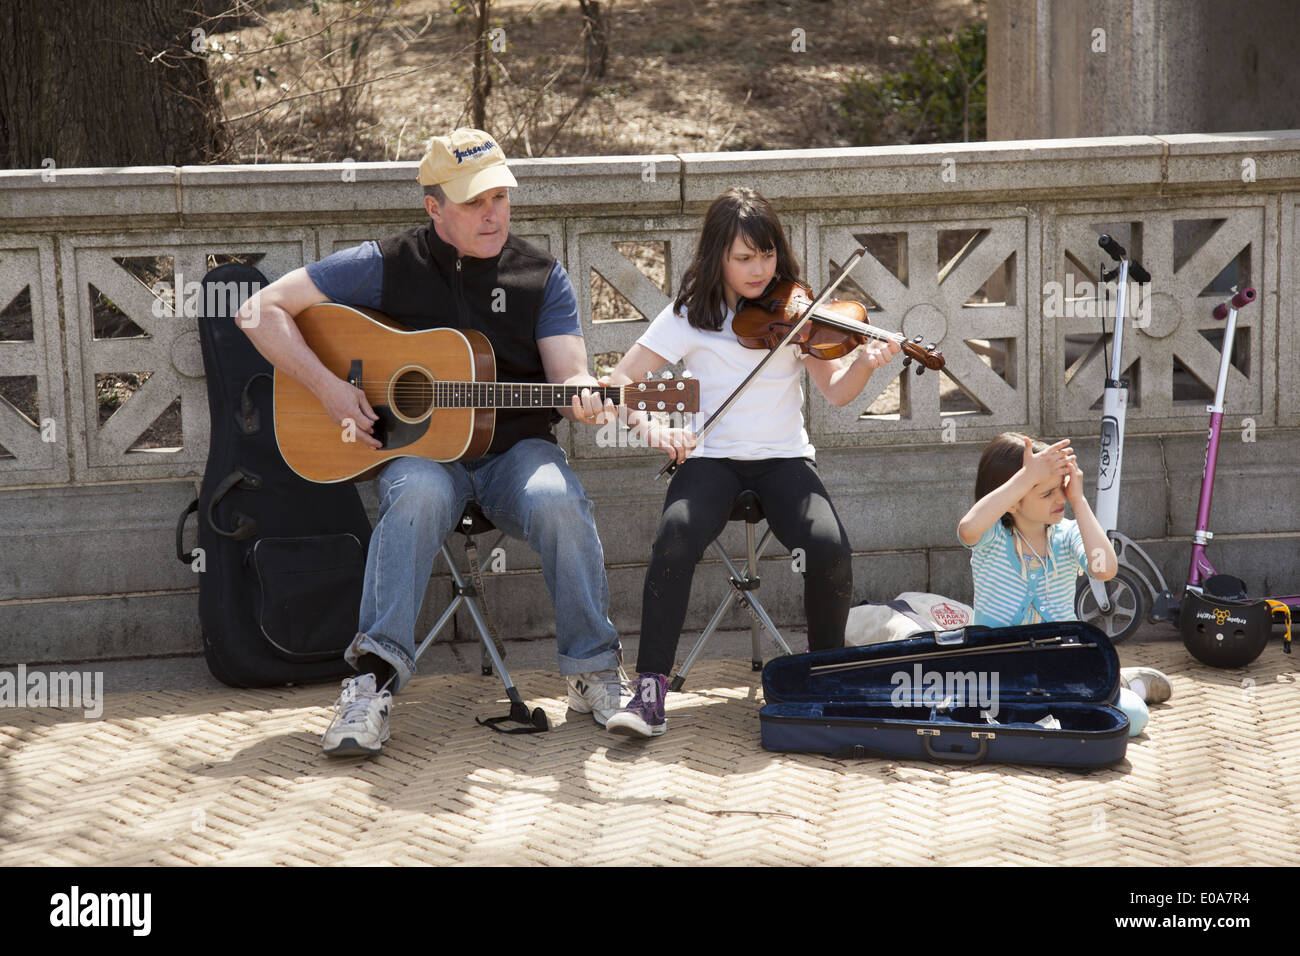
[{"x1": 274, "y1": 302, "x2": 700, "y2": 483}]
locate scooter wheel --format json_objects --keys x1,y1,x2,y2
[{"x1": 1075, "y1": 567, "x2": 1145, "y2": 642}]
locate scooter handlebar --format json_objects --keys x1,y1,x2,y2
[
  {"x1": 1098, "y1": 234, "x2": 1126, "y2": 260},
  {"x1": 1099, "y1": 234, "x2": 1150, "y2": 282},
  {"x1": 1212, "y1": 287, "x2": 1256, "y2": 320}
]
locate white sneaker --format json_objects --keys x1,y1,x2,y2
[
  {"x1": 567, "y1": 668, "x2": 629, "y2": 727},
  {"x1": 321, "y1": 673, "x2": 391, "y2": 756},
  {"x1": 1120, "y1": 666, "x2": 1172, "y2": 704}
]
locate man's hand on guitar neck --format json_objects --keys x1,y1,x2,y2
[
  {"x1": 538, "y1": 333, "x2": 616, "y2": 427},
  {"x1": 569, "y1": 385, "x2": 617, "y2": 427}
]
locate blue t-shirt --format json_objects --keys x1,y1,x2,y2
[
  {"x1": 965, "y1": 519, "x2": 1088, "y2": 627},
  {"x1": 305, "y1": 240, "x2": 582, "y2": 338}
]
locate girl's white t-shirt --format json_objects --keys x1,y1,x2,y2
[{"x1": 636, "y1": 302, "x2": 815, "y2": 460}]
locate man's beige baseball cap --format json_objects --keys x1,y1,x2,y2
[{"x1": 417, "y1": 128, "x2": 517, "y2": 203}]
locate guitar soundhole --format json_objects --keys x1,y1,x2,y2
[{"x1": 389, "y1": 366, "x2": 435, "y2": 423}]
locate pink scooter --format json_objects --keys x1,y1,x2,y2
[{"x1": 1177, "y1": 287, "x2": 1294, "y2": 667}]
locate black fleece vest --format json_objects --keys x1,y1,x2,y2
[{"x1": 378, "y1": 223, "x2": 559, "y2": 454}]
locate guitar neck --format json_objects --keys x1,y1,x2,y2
[{"x1": 428, "y1": 382, "x2": 624, "y2": 409}]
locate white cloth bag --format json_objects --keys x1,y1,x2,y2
[{"x1": 844, "y1": 592, "x2": 975, "y2": 646}]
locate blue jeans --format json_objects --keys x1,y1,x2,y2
[{"x1": 345, "y1": 438, "x2": 621, "y2": 692}]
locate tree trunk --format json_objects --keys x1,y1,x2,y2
[
  {"x1": 0, "y1": 0, "x2": 224, "y2": 169},
  {"x1": 578, "y1": 0, "x2": 611, "y2": 82},
  {"x1": 471, "y1": 0, "x2": 492, "y2": 131}
]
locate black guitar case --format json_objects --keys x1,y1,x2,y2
[{"x1": 175, "y1": 264, "x2": 371, "y2": 687}]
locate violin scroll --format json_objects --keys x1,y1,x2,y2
[{"x1": 900, "y1": 336, "x2": 945, "y2": 375}]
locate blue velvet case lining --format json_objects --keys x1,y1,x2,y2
[{"x1": 762, "y1": 622, "x2": 1120, "y2": 707}]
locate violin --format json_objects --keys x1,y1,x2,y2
[
  {"x1": 732, "y1": 280, "x2": 945, "y2": 373},
  {"x1": 656, "y1": 247, "x2": 932, "y2": 479}
]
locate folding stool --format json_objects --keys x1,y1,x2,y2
[
  {"x1": 670, "y1": 490, "x2": 795, "y2": 691},
  {"x1": 414, "y1": 502, "x2": 548, "y2": 730}
]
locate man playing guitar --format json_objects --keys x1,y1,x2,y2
[{"x1": 237, "y1": 128, "x2": 626, "y2": 756}]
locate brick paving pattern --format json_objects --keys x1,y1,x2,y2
[{"x1": 2, "y1": 637, "x2": 1297, "y2": 865}]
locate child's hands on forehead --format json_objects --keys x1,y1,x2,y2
[
  {"x1": 1021, "y1": 436, "x2": 1076, "y2": 491},
  {"x1": 1061, "y1": 456, "x2": 1087, "y2": 504}
]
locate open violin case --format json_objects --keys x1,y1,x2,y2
[{"x1": 760, "y1": 622, "x2": 1129, "y2": 768}]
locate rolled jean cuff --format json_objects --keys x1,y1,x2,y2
[
  {"x1": 345, "y1": 632, "x2": 416, "y2": 693},
  {"x1": 556, "y1": 645, "x2": 622, "y2": 677}
]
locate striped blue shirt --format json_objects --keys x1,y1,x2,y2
[{"x1": 966, "y1": 520, "x2": 1087, "y2": 627}]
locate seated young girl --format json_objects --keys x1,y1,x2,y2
[
  {"x1": 597, "y1": 186, "x2": 901, "y2": 738},
  {"x1": 957, "y1": 432, "x2": 1170, "y2": 731}
]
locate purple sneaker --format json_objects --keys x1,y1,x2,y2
[{"x1": 605, "y1": 673, "x2": 668, "y2": 738}]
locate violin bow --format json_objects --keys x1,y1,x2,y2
[{"x1": 656, "y1": 247, "x2": 869, "y2": 480}]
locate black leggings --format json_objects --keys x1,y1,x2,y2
[{"x1": 636, "y1": 456, "x2": 853, "y2": 676}]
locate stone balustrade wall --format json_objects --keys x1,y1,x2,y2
[{"x1": 2, "y1": 131, "x2": 1298, "y2": 663}]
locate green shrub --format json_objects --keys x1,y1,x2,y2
[{"x1": 839, "y1": 20, "x2": 987, "y2": 146}]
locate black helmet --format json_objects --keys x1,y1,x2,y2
[{"x1": 1180, "y1": 577, "x2": 1272, "y2": 668}]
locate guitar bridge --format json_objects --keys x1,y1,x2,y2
[{"x1": 348, "y1": 359, "x2": 362, "y2": 389}]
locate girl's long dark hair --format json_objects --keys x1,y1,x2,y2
[
  {"x1": 976, "y1": 432, "x2": 1047, "y2": 528},
  {"x1": 674, "y1": 186, "x2": 801, "y2": 331}
]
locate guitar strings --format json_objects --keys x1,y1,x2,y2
[
  {"x1": 346, "y1": 381, "x2": 663, "y2": 395},
  {"x1": 319, "y1": 381, "x2": 692, "y2": 402}
]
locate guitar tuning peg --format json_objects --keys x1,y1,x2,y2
[
  {"x1": 660, "y1": 370, "x2": 674, "y2": 379},
  {"x1": 902, "y1": 355, "x2": 913, "y2": 368},
  {"x1": 644, "y1": 370, "x2": 654, "y2": 380},
  {"x1": 680, "y1": 370, "x2": 693, "y2": 378},
  {"x1": 915, "y1": 365, "x2": 925, "y2": 376}
]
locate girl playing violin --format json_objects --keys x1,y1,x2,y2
[{"x1": 598, "y1": 186, "x2": 901, "y2": 738}]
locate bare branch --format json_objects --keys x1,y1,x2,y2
[{"x1": 222, "y1": 51, "x2": 468, "y2": 125}]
